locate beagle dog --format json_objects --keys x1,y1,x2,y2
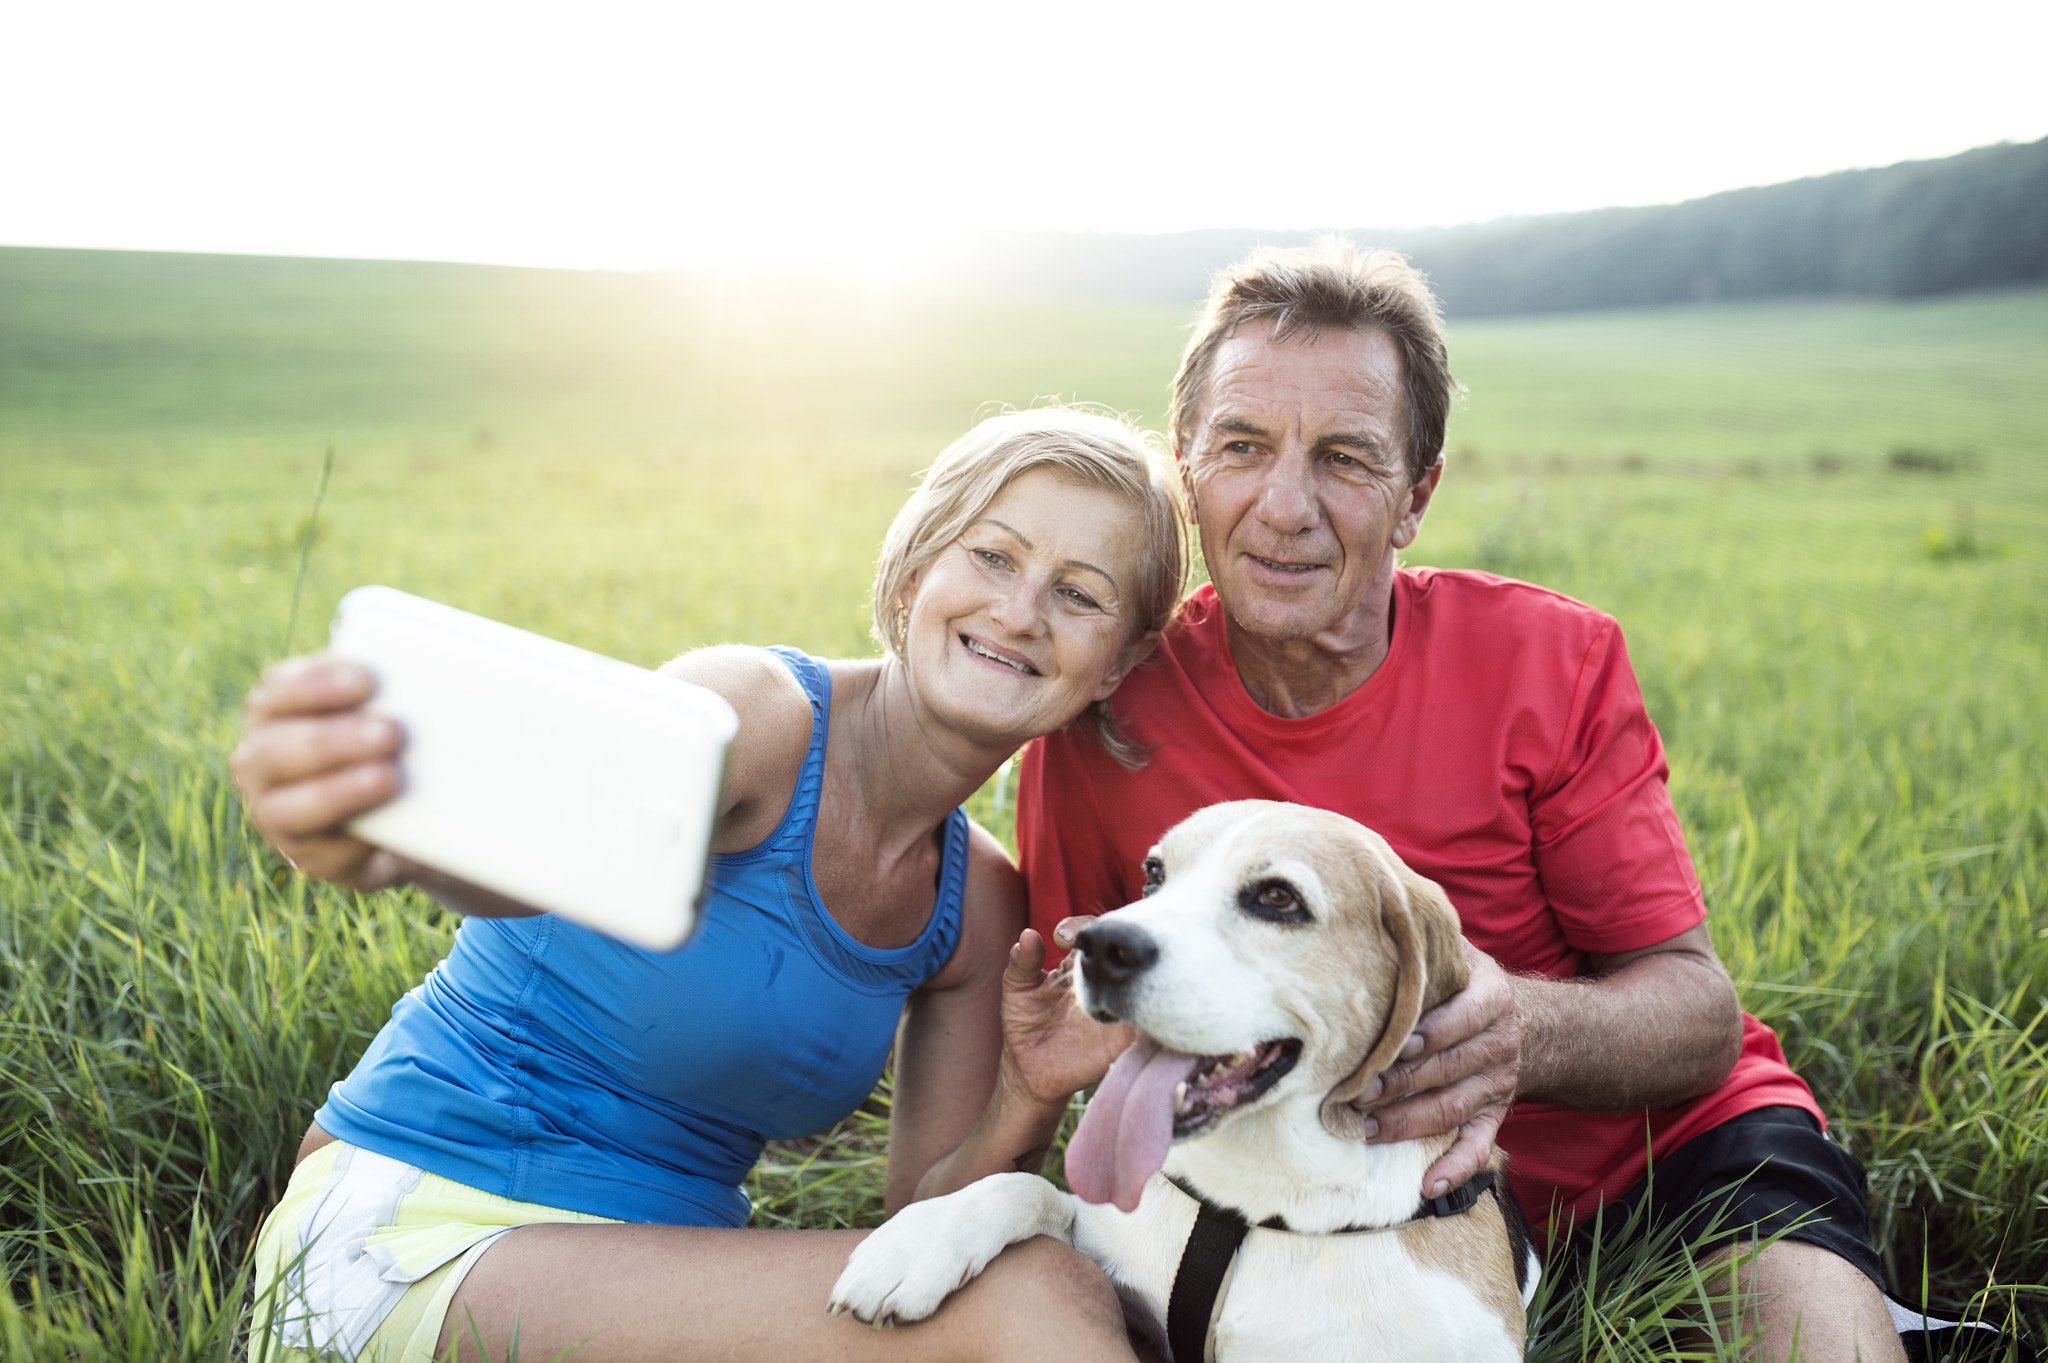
[{"x1": 829, "y1": 800, "x2": 1538, "y2": 1362}]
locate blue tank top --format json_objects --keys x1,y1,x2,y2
[{"x1": 316, "y1": 648, "x2": 970, "y2": 1226}]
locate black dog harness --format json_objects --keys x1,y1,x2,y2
[{"x1": 1163, "y1": 1171, "x2": 1501, "y2": 1363}]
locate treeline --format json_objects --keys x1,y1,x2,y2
[{"x1": 921, "y1": 136, "x2": 2048, "y2": 315}]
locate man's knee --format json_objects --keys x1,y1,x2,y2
[
  {"x1": 1712, "y1": 1235, "x2": 1878, "y2": 1293},
  {"x1": 1706, "y1": 1238, "x2": 1905, "y2": 1363}
]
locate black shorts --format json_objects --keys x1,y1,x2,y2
[{"x1": 1573, "y1": 1104, "x2": 1886, "y2": 1291}]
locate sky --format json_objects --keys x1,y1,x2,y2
[{"x1": 2, "y1": 0, "x2": 2043, "y2": 276}]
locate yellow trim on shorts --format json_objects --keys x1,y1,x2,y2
[{"x1": 250, "y1": 1141, "x2": 620, "y2": 1363}]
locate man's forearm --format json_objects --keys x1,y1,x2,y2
[{"x1": 1511, "y1": 950, "x2": 1743, "y2": 1110}]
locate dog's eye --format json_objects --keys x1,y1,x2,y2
[
  {"x1": 1240, "y1": 878, "x2": 1310, "y2": 924},
  {"x1": 1140, "y1": 856, "x2": 1165, "y2": 897}
]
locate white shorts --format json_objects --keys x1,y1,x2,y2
[{"x1": 250, "y1": 1141, "x2": 618, "y2": 1363}]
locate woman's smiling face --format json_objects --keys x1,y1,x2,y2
[{"x1": 901, "y1": 467, "x2": 1151, "y2": 748}]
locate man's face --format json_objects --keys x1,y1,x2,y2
[{"x1": 1183, "y1": 321, "x2": 1438, "y2": 644}]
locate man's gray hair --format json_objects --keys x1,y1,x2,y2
[{"x1": 1169, "y1": 239, "x2": 1457, "y2": 484}]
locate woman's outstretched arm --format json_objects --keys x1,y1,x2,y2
[{"x1": 232, "y1": 644, "x2": 814, "y2": 909}]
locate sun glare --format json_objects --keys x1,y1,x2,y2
[{"x1": 0, "y1": 0, "x2": 2043, "y2": 273}]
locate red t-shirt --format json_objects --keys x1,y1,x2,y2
[{"x1": 1018, "y1": 569, "x2": 1818, "y2": 1238}]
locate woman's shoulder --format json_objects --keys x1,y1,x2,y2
[
  {"x1": 659, "y1": 642, "x2": 794, "y2": 691},
  {"x1": 658, "y1": 643, "x2": 815, "y2": 716},
  {"x1": 963, "y1": 819, "x2": 1023, "y2": 902},
  {"x1": 658, "y1": 646, "x2": 816, "y2": 838}
]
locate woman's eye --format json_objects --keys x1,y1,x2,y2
[
  {"x1": 1058, "y1": 586, "x2": 1100, "y2": 610},
  {"x1": 973, "y1": 548, "x2": 1006, "y2": 569}
]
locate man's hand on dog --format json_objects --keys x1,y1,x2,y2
[
  {"x1": 1350, "y1": 939, "x2": 1521, "y2": 1198},
  {"x1": 994, "y1": 922, "x2": 1135, "y2": 1112}
]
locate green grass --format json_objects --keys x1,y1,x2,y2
[{"x1": 2, "y1": 246, "x2": 2045, "y2": 1359}]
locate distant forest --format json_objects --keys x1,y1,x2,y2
[{"x1": 924, "y1": 136, "x2": 2048, "y2": 315}]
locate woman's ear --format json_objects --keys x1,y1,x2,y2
[
  {"x1": 1092, "y1": 628, "x2": 1160, "y2": 703},
  {"x1": 893, "y1": 569, "x2": 921, "y2": 650}
]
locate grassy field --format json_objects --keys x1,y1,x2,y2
[{"x1": 2, "y1": 245, "x2": 2044, "y2": 1359}]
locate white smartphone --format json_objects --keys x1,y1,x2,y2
[{"x1": 327, "y1": 586, "x2": 738, "y2": 951}]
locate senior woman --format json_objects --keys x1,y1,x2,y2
[{"x1": 233, "y1": 408, "x2": 1183, "y2": 1363}]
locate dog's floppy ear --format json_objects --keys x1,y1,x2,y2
[{"x1": 1320, "y1": 855, "x2": 1469, "y2": 1139}]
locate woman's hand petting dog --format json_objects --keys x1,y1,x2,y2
[
  {"x1": 1349, "y1": 939, "x2": 1521, "y2": 1198},
  {"x1": 231, "y1": 655, "x2": 417, "y2": 892},
  {"x1": 996, "y1": 926, "x2": 1136, "y2": 1113}
]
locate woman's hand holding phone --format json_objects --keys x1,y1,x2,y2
[{"x1": 230, "y1": 655, "x2": 417, "y2": 891}]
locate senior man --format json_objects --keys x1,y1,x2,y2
[{"x1": 1018, "y1": 241, "x2": 1905, "y2": 1362}]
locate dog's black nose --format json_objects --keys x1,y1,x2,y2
[{"x1": 1075, "y1": 920, "x2": 1159, "y2": 993}]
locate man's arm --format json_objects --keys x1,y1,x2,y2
[
  {"x1": 1352, "y1": 924, "x2": 1743, "y2": 1197},
  {"x1": 1515, "y1": 923, "x2": 1741, "y2": 1106}
]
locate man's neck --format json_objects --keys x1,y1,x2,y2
[{"x1": 1224, "y1": 561, "x2": 1399, "y2": 719}]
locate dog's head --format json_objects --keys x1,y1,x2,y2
[{"x1": 1074, "y1": 799, "x2": 1467, "y2": 1144}]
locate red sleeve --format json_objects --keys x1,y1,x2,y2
[
  {"x1": 1017, "y1": 733, "x2": 1130, "y2": 965},
  {"x1": 1530, "y1": 619, "x2": 1707, "y2": 955}
]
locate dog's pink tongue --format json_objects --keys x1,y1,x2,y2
[{"x1": 1064, "y1": 1038, "x2": 1200, "y2": 1213}]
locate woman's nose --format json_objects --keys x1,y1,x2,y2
[{"x1": 987, "y1": 579, "x2": 1045, "y2": 635}]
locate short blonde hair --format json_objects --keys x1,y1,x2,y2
[{"x1": 872, "y1": 407, "x2": 1188, "y2": 768}]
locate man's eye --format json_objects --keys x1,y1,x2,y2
[{"x1": 1141, "y1": 856, "x2": 1165, "y2": 896}]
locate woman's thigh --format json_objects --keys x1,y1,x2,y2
[{"x1": 439, "y1": 1222, "x2": 1136, "y2": 1363}]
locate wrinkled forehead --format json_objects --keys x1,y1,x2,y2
[
  {"x1": 1193, "y1": 323, "x2": 1409, "y2": 451},
  {"x1": 1154, "y1": 803, "x2": 1387, "y2": 922}
]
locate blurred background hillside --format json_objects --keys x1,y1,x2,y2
[{"x1": 923, "y1": 135, "x2": 2048, "y2": 310}]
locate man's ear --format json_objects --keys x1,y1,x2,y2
[
  {"x1": 1390, "y1": 460, "x2": 1444, "y2": 551},
  {"x1": 1319, "y1": 852, "x2": 1468, "y2": 1139},
  {"x1": 1174, "y1": 444, "x2": 1203, "y2": 520}
]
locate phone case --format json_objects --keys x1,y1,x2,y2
[{"x1": 327, "y1": 586, "x2": 737, "y2": 950}]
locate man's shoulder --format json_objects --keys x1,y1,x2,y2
[
  {"x1": 1160, "y1": 582, "x2": 1228, "y2": 641},
  {"x1": 1400, "y1": 566, "x2": 1619, "y2": 650}
]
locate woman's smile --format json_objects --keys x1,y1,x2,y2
[{"x1": 960, "y1": 634, "x2": 1041, "y2": 675}]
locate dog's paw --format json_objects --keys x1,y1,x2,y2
[
  {"x1": 827, "y1": 1199, "x2": 989, "y2": 1325},
  {"x1": 826, "y1": 1173, "x2": 1068, "y2": 1326}
]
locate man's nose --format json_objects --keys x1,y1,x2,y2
[{"x1": 1252, "y1": 451, "x2": 1320, "y2": 535}]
